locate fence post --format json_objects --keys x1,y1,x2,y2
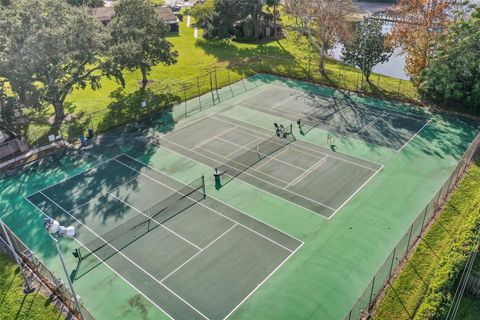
[
  {"x1": 368, "y1": 276, "x2": 376, "y2": 307},
  {"x1": 197, "y1": 76, "x2": 202, "y2": 111},
  {"x1": 389, "y1": 247, "x2": 396, "y2": 277},
  {"x1": 420, "y1": 206, "x2": 428, "y2": 231},
  {"x1": 431, "y1": 189, "x2": 442, "y2": 214},
  {"x1": 406, "y1": 224, "x2": 414, "y2": 253},
  {"x1": 397, "y1": 79, "x2": 402, "y2": 94},
  {"x1": 356, "y1": 70, "x2": 360, "y2": 90},
  {"x1": 228, "y1": 70, "x2": 234, "y2": 97},
  {"x1": 183, "y1": 84, "x2": 188, "y2": 117},
  {"x1": 214, "y1": 69, "x2": 220, "y2": 102},
  {"x1": 241, "y1": 74, "x2": 248, "y2": 91},
  {"x1": 209, "y1": 72, "x2": 216, "y2": 106},
  {"x1": 0, "y1": 219, "x2": 34, "y2": 293}
]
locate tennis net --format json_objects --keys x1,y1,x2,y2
[
  {"x1": 74, "y1": 176, "x2": 205, "y2": 263},
  {"x1": 217, "y1": 131, "x2": 295, "y2": 182}
]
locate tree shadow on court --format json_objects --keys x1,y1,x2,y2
[{"x1": 0, "y1": 89, "x2": 183, "y2": 261}]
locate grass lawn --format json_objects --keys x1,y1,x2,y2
[
  {"x1": 455, "y1": 294, "x2": 480, "y2": 320},
  {"x1": 25, "y1": 17, "x2": 418, "y2": 144},
  {"x1": 373, "y1": 157, "x2": 480, "y2": 320},
  {"x1": 0, "y1": 251, "x2": 65, "y2": 320}
]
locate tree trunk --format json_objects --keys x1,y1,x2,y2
[
  {"x1": 319, "y1": 47, "x2": 326, "y2": 75},
  {"x1": 53, "y1": 101, "x2": 65, "y2": 124},
  {"x1": 141, "y1": 65, "x2": 148, "y2": 89},
  {"x1": 273, "y1": 5, "x2": 277, "y2": 37}
]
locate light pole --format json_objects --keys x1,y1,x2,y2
[{"x1": 44, "y1": 218, "x2": 85, "y2": 320}]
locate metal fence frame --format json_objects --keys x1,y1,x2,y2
[
  {"x1": 344, "y1": 131, "x2": 480, "y2": 320},
  {"x1": 0, "y1": 219, "x2": 95, "y2": 320},
  {"x1": 0, "y1": 56, "x2": 421, "y2": 171}
]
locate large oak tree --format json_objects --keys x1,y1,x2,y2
[
  {"x1": 108, "y1": 0, "x2": 178, "y2": 89},
  {"x1": 0, "y1": 0, "x2": 124, "y2": 124}
]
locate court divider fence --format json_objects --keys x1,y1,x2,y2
[
  {"x1": 0, "y1": 219, "x2": 95, "y2": 320},
  {"x1": 343, "y1": 131, "x2": 480, "y2": 320}
]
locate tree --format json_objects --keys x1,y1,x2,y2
[
  {"x1": 0, "y1": 0, "x2": 124, "y2": 124},
  {"x1": 109, "y1": 0, "x2": 178, "y2": 89},
  {"x1": 285, "y1": 0, "x2": 356, "y2": 75},
  {"x1": 388, "y1": 0, "x2": 452, "y2": 84},
  {"x1": 189, "y1": 0, "x2": 215, "y2": 29},
  {"x1": 341, "y1": 19, "x2": 392, "y2": 83},
  {"x1": 265, "y1": 0, "x2": 280, "y2": 37},
  {"x1": 201, "y1": 0, "x2": 267, "y2": 40},
  {"x1": 67, "y1": 0, "x2": 104, "y2": 7},
  {"x1": 203, "y1": 0, "x2": 241, "y2": 39},
  {"x1": 419, "y1": 6, "x2": 480, "y2": 112}
]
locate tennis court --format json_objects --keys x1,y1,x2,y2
[
  {"x1": 237, "y1": 85, "x2": 432, "y2": 151},
  {"x1": 25, "y1": 153, "x2": 302, "y2": 320},
  {"x1": 157, "y1": 113, "x2": 383, "y2": 219}
]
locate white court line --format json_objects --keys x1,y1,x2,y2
[
  {"x1": 397, "y1": 119, "x2": 433, "y2": 152},
  {"x1": 60, "y1": 175, "x2": 139, "y2": 214},
  {"x1": 255, "y1": 147, "x2": 291, "y2": 171},
  {"x1": 222, "y1": 241, "x2": 305, "y2": 320},
  {"x1": 286, "y1": 157, "x2": 327, "y2": 188},
  {"x1": 269, "y1": 82, "x2": 432, "y2": 120},
  {"x1": 223, "y1": 138, "x2": 261, "y2": 158},
  {"x1": 161, "y1": 224, "x2": 238, "y2": 282},
  {"x1": 356, "y1": 113, "x2": 386, "y2": 134},
  {"x1": 331, "y1": 164, "x2": 385, "y2": 218},
  {"x1": 198, "y1": 147, "x2": 293, "y2": 186},
  {"x1": 215, "y1": 137, "x2": 310, "y2": 172},
  {"x1": 117, "y1": 154, "x2": 300, "y2": 251},
  {"x1": 119, "y1": 154, "x2": 305, "y2": 245},
  {"x1": 239, "y1": 101, "x2": 304, "y2": 119},
  {"x1": 194, "y1": 126, "x2": 238, "y2": 149},
  {"x1": 107, "y1": 189, "x2": 202, "y2": 251},
  {"x1": 157, "y1": 138, "x2": 337, "y2": 213},
  {"x1": 25, "y1": 155, "x2": 123, "y2": 199},
  {"x1": 208, "y1": 114, "x2": 382, "y2": 171},
  {"x1": 38, "y1": 191, "x2": 210, "y2": 320},
  {"x1": 23, "y1": 197, "x2": 176, "y2": 320}
]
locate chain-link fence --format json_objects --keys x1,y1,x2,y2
[
  {"x1": 0, "y1": 219, "x2": 95, "y2": 320},
  {"x1": 0, "y1": 55, "x2": 425, "y2": 171},
  {"x1": 344, "y1": 131, "x2": 480, "y2": 320}
]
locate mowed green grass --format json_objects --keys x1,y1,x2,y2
[
  {"x1": 26, "y1": 18, "x2": 417, "y2": 142},
  {"x1": 454, "y1": 294, "x2": 480, "y2": 320},
  {"x1": 0, "y1": 251, "x2": 64, "y2": 320},
  {"x1": 373, "y1": 158, "x2": 480, "y2": 319}
]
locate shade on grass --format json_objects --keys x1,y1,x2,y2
[{"x1": 0, "y1": 251, "x2": 64, "y2": 320}]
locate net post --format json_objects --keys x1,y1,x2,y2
[{"x1": 201, "y1": 175, "x2": 206, "y2": 199}]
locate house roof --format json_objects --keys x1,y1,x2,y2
[
  {"x1": 155, "y1": 6, "x2": 179, "y2": 24},
  {"x1": 90, "y1": 6, "x2": 115, "y2": 23},
  {"x1": 90, "y1": 5, "x2": 178, "y2": 25}
]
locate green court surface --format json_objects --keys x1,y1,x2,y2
[{"x1": 0, "y1": 74, "x2": 479, "y2": 320}]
